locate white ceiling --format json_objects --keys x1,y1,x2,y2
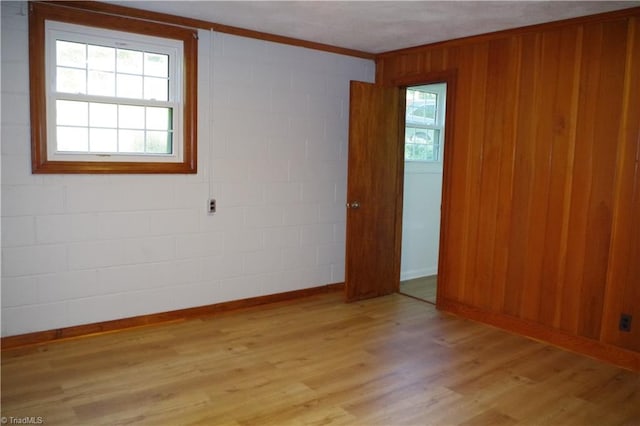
[{"x1": 111, "y1": 1, "x2": 640, "y2": 54}]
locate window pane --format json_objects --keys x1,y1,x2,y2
[
  {"x1": 406, "y1": 90, "x2": 437, "y2": 126},
  {"x1": 57, "y1": 126, "x2": 88, "y2": 152},
  {"x1": 146, "y1": 107, "x2": 171, "y2": 130},
  {"x1": 56, "y1": 100, "x2": 88, "y2": 126},
  {"x1": 146, "y1": 131, "x2": 172, "y2": 154},
  {"x1": 57, "y1": 67, "x2": 86, "y2": 94},
  {"x1": 405, "y1": 128, "x2": 441, "y2": 161},
  {"x1": 415, "y1": 144, "x2": 426, "y2": 160},
  {"x1": 88, "y1": 45, "x2": 115, "y2": 71},
  {"x1": 119, "y1": 130, "x2": 145, "y2": 152},
  {"x1": 414, "y1": 130, "x2": 428, "y2": 144},
  {"x1": 116, "y1": 74, "x2": 143, "y2": 99},
  {"x1": 117, "y1": 49, "x2": 143, "y2": 74},
  {"x1": 406, "y1": 104, "x2": 435, "y2": 125},
  {"x1": 89, "y1": 103, "x2": 117, "y2": 128},
  {"x1": 88, "y1": 70, "x2": 115, "y2": 96},
  {"x1": 90, "y1": 128, "x2": 117, "y2": 152},
  {"x1": 143, "y1": 77, "x2": 168, "y2": 101},
  {"x1": 144, "y1": 53, "x2": 168, "y2": 77},
  {"x1": 56, "y1": 40, "x2": 85, "y2": 68},
  {"x1": 405, "y1": 144, "x2": 414, "y2": 160},
  {"x1": 118, "y1": 105, "x2": 145, "y2": 129},
  {"x1": 421, "y1": 129, "x2": 436, "y2": 145},
  {"x1": 405, "y1": 127, "x2": 426, "y2": 144}
]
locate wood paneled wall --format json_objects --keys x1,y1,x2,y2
[{"x1": 377, "y1": 7, "x2": 640, "y2": 365}]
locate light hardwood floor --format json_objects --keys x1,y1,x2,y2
[
  {"x1": 400, "y1": 275, "x2": 438, "y2": 303},
  {"x1": 2, "y1": 292, "x2": 639, "y2": 425}
]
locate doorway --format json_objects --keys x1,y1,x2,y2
[{"x1": 398, "y1": 83, "x2": 447, "y2": 304}]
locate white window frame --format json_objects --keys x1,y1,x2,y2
[
  {"x1": 405, "y1": 83, "x2": 447, "y2": 163},
  {"x1": 44, "y1": 20, "x2": 184, "y2": 164}
]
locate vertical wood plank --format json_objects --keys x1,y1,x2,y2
[
  {"x1": 489, "y1": 38, "x2": 521, "y2": 314},
  {"x1": 518, "y1": 34, "x2": 553, "y2": 322},
  {"x1": 479, "y1": 38, "x2": 519, "y2": 313},
  {"x1": 471, "y1": 40, "x2": 508, "y2": 310},
  {"x1": 576, "y1": 20, "x2": 628, "y2": 340},
  {"x1": 439, "y1": 45, "x2": 474, "y2": 302},
  {"x1": 503, "y1": 33, "x2": 541, "y2": 318},
  {"x1": 464, "y1": 43, "x2": 490, "y2": 307},
  {"x1": 400, "y1": 53, "x2": 420, "y2": 76},
  {"x1": 616, "y1": 149, "x2": 640, "y2": 351},
  {"x1": 429, "y1": 48, "x2": 445, "y2": 72},
  {"x1": 560, "y1": 23, "x2": 600, "y2": 335},
  {"x1": 600, "y1": 16, "x2": 640, "y2": 352},
  {"x1": 537, "y1": 27, "x2": 582, "y2": 328},
  {"x1": 551, "y1": 26, "x2": 584, "y2": 330}
]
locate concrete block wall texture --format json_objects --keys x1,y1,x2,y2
[{"x1": 0, "y1": 1, "x2": 375, "y2": 336}]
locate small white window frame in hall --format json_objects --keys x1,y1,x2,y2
[
  {"x1": 404, "y1": 83, "x2": 447, "y2": 163},
  {"x1": 45, "y1": 21, "x2": 184, "y2": 163}
]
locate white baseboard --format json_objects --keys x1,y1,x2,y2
[{"x1": 400, "y1": 267, "x2": 437, "y2": 282}]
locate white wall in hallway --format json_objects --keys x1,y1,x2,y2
[{"x1": 400, "y1": 162, "x2": 443, "y2": 281}]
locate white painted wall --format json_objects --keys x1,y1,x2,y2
[
  {"x1": 0, "y1": 1, "x2": 375, "y2": 337},
  {"x1": 400, "y1": 162, "x2": 443, "y2": 280}
]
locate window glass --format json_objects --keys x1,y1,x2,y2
[
  {"x1": 50, "y1": 30, "x2": 177, "y2": 156},
  {"x1": 88, "y1": 45, "x2": 115, "y2": 71},
  {"x1": 88, "y1": 70, "x2": 116, "y2": 96},
  {"x1": 144, "y1": 77, "x2": 168, "y2": 101},
  {"x1": 117, "y1": 49, "x2": 143, "y2": 74},
  {"x1": 56, "y1": 100, "x2": 88, "y2": 126},
  {"x1": 57, "y1": 67, "x2": 86, "y2": 94},
  {"x1": 89, "y1": 103, "x2": 117, "y2": 128},
  {"x1": 57, "y1": 127, "x2": 88, "y2": 151},
  {"x1": 90, "y1": 128, "x2": 118, "y2": 152},
  {"x1": 146, "y1": 107, "x2": 170, "y2": 130},
  {"x1": 119, "y1": 130, "x2": 145, "y2": 152},
  {"x1": 119, "y1": 105, "x2": 145, "y2": 129},
  {"x1": 144, "y1": 53, "x2": 168, "y2": 77},
  {"x1": 56, "y1": 40, "x2": 85, "y2": 68},
  {"x1": 147, "y1": 131, "x2": 172, "y2": 153}
]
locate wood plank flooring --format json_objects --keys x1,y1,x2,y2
[
  {"x1": 2, "y1": 292, "x2": 639, "y2": 425},
  {"x1": 400, "y1": 275, "x2": 438, "y2": 303}
]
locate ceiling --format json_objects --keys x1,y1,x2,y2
[{"x1": 111, "y1": 1, "x2": 640, "y2": 54}]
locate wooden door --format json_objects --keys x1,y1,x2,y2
[{"x1": 345, "y1": 81, "x2": 402, "y2": 302}]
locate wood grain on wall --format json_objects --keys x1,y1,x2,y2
[{"x1": 377, "y1": 8, "x2": 640, "y2": 355}]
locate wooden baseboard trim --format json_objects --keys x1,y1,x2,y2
[
  {"x1": 1, "y1": 282, "x2": 345, "y2": 351},
  {"x1": 438, "y1": 298, "x2": 640, "y2": 372}
]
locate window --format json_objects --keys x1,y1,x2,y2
[
  {"x1": 29, "y1": 2, "x2": 198, "y2": 173},
  {"x1": 404, "y1": 83, "x2": 446, "y2": 162}
]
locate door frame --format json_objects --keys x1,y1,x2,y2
[{"x1": 389, "y1": 70, "x2": 458, "y2": 307}]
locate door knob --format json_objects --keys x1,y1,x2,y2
[{"x1": 346, "y1": 201, "x2": 360, "y2": 209}]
